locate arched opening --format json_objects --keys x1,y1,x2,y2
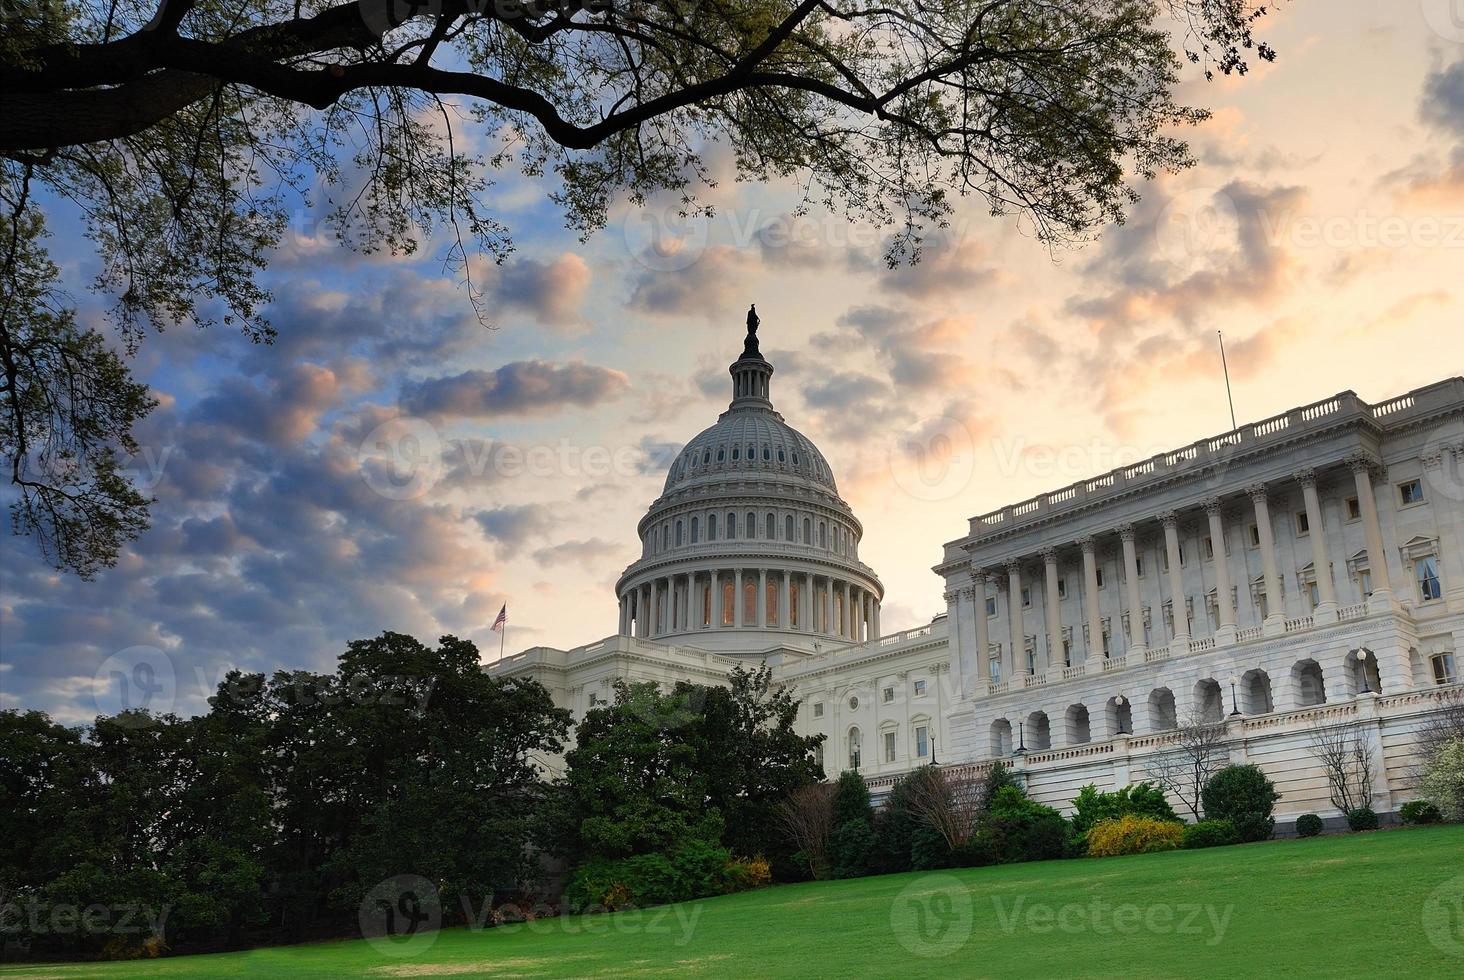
[
  {"x1": 727, "y1": 512, "x2": 737, "y2": 539},
  {"x1": 747, "y1": 511, "x2": 757, "y2": 538},
  {"x1": 1026, "y1": 710, "x2": 1051, "y2": 751},
  {"x1": 802, "y1": 517, "x2": 811, "y2": 544},
  {"x1": 766, "y1": 581, "x2": 779, "y2": 626},
  {"x1": 722, "y1": 582, "x2": 735, "y2": 626},
  {"x1": 785, "y1": 515, "x2": 794, "y2": 541},
  {"x1": 1240, "y1": 669, "x2": 1273, "y2": 715},
  {"x1": 990, "y1": 718, "x2": 1013, "y2": 757},
  {"x1": 1292, "y1": 658, "x2": 1327, "y2": 706},
  {"x1": 701, "y1": 584, "x2": 711, "y2": 627},
  {"x1": 1194, "y1": 678, "x2": 1224, "y2": 723},
  {"x1": 1106, "y1": 695, "x2": 1133, "y2": 735},
  {"x1": 1148, "y1": 688, "x2": 1177, "y2": 731},
  {"x1": 848, "y1": 727, "x2": 862, "y2": 771},
  {"x1": 1065, "y1": 704, "x2": 1091, "y2": 744},
  {"x1": 743, "y1": 581, "x2": 757, "y2": 625},
  {"x1": 675, "y1": 520, "x2": 683, "y2": 546},
  {"x1": 1347, "y1": 648, "x2": 1383, "y2": 696},
  {"x1": 766, "y1": 512, "x2": 775, "y2": 539},
  {"x1": 789, "y1": 583, "x2": 800, "y2": 628},
  {"x1": 708, "y1": 513, "x2": 718, "y2": 540}
]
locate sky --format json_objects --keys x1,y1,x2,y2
[{"x1": 4, "y1": 1, "x2": 1464, "y2": 723}]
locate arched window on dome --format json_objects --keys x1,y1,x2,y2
[
  {"x1": 762, "y1": 446, "x2": 770, "y2": 461},
  {"x1": 722, "y1": 582, "x2": 735, "y2": 626},
  {"x1": 766, "y1": 513, "x2": 775, "y2": 539},
  {"x1": 702, "y1": 583, "x2": 712, "y2": 627},
  {"x1": 744, "y1": 582, "x2": 757, "y2": 625},
  {"x1": 802, "y1": 518, "x2": 812, "y2": 544},
  {"x1": 789, "y1": 583, "x2": 800, "y2": 627},
  {"x1": 732, "y1": 445, "x2": 740, "y2": 461},
  {"x1": 703, "y1": 450, "x2": 711, "y2": 465},
  {"x1": 675, "y1": 521, "x2": 683, "y2": 547},
  {"x1": 785, "y1": 515, "x2": 794, "y2": 541},
  {"x1": 717, "y1": 448, "x2": 725, "y2": 463},
  {"x1": 747, "y1": 443, "x2": 755, "y2": 461},
  {"x1": 766, "y1": 580, "x2": 779, "y2": 626},
  {"x1": 819, "y1": 522, "x2": 828, "y2": 549},
  {"x1": 690, "y1": 517, "x2": 699, "y2": 543},
  {"x1": 746, "y1": 512, "x2": 756, "y2": 538},
  {"x1": 727, "y1": 512, "x2": 737, "y2": 539},
  {"x1": 778, "y1": 449, "x2": 786, "y2": 463},
  {"x1": 662, "y1": 525, "x2": 670, "y2": 551},
  {"x1": 708, "y1": 513, "x2": 718, "y2": 541},
  {"x1": 792, "y1": 451, "x2": 801, "y2": 466}
]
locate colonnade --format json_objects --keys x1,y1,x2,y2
[{"x1": 620, "y1": 567, "x2": 881, "y2": 642}]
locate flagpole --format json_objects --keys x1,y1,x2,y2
[{"x1": 1218, "y1": 330, "x2": 1238, "y2": 431}]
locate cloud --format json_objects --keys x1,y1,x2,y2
[
  {"x1": 400, "y1": 360, "x2": 629, "y2": 420},
  {"x1": 531, "y1": 538, "x2": 625, "y2": 570},
  {"x1": 627, "y1": 246, "x2": 757, "y2": 316},
  {"x1": 479, "y1": 252, "x2": 592, "y2": 329},
  {"x1": 474, "y1": 504, "x2": 556, "y2": 559}
]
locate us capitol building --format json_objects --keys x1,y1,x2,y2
[{"x1": 492, "y1": 313, "x2": 1464, "y2": 823}]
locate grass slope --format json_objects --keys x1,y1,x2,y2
[{"x1": 6, "y1": 825, "x2": 1463, "y2": 979}]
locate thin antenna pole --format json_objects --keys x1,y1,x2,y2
[
  {"x1": 500, "y1": 624, "x2": 505, "y2": 662},
  {"x1": 1218, "y1": 330, "x2": 1238, "y2": 431}
]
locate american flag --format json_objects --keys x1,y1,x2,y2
[{"x1": 491, "y1": 604, "x2": 507, "y2": 632}]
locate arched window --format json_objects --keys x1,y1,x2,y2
[
  {"x1": 702, "y1": 584, "x2": 712, "y2": 626},
  {"x1": 819, "y1": 522, "x2": 828, "y2": 549},
  {"x1": 1065, "y1": 704, "x2": 1091, "y2": 744},
  {"x1": 732, "y1": 445, "x2": 740, "y2": 461},
  {"x1": 792, "y1": 451, "x2": 801, "y2": 465},
  {"x1": 778, "y1": 448, "x2": 786, "y2": 463},
  {"x1": 727, "y1": 512, "x2": 737, "y2": 539},
  {"x1": 766, "y1": 513, "x2": 775, "y2": 539},
  {"x1": 803, "y1": 518, "x2": 812, "y2": 544},
  {"x1": 722, "y1": 582, "x2": 735, "y2": 626},
  {"x1": 990, "y1": 718, "x2": 1013, "y2": 756},
  {"x1": 747, "y1": 512, "x2": 757, "y2": 538},
  {"x1": 703, "y1": 450, "x2": 710, "y2": 465},
  {"x1": 717, "y1": 448, "x2": 725, "y2": 462},
  {"x1": 790, "y1": 583, "x2": 800, "y2": 627},
  {"x1": 708, "y1": 513, "x2": 718, "y2": 541},
  {"x1": 675, "y1": 520, "x2": 683, "y2": 546},
  {"x1": 744, "y1": 582, "x2": 757, "y2": 624},
  {"x1": 690, "y1": 517, "x2": 700, "y2": 543},
  {"x1": 1148, "y1": 688, "x2": 1177, "y2": 731},
  {"x1": 1026, "y1": 711, "x2": 1052, "y2": 750},
  {"x1": 766, "y1": 581, "x2": 779, "y2": 625},
  {"x1": 1293, "y1": 659, "x2": 1327, "y2": 706},
  {"x1": 1194, "y1": 678, "x2": 1224, "y2": 723},
  {"x1": 762, "y1": 446, "x2": 771, "y2": 461},
  {"x1": 786, "y1": 515, "x2": 794, "y2": 541}
]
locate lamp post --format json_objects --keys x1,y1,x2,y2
[
  {"x1": 1114, "y1": 694, "x2": 1129, "y2": 735},
  {"x1": 1014, "y1": 721, "x2": 1027, "y2": 756},
  {"x1": 931, "y1": 735, "x2": 938, "y2": 767},
  {"x1": 1228, "y1": 674, "x2": 1242, "y2": 716},
  {"x1": 1357, "y1": 649, "x2": 1373, "y2": 695}
]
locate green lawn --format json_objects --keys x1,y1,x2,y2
[{"x1": 7, "y1": 825, "x2": 1464, "y2": 979}]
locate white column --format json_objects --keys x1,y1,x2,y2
[
  {"x1": 946, "y1": 588, "x2": 966, "y2": 698},
  {"x1": 1349, "y1": 454, "x2": 1394, "y2": 599},
  {"x1": 1424, "y1": 445, "x2": 1464, "y2": 603},
  {"x1": 733, "y1": 569, "x2": 743, "y2": 627},
  {"x1": 1247, "y1": 484, "x2": 1284, "y2": 629},
  {"x1": 1296, "y1": 468, "x2": 1338, "y2": 616},
  {"x1": 1203, "y1": 497, "x2": 1236, "y2": 642},
  {"x1": 1119, "y1": 523, "x2": 1146, "y2": 655},
  {"x1": 970, "y1": 572, "x2": 988, "y2": 691},
  {"x1": 1080, "y1": 537, "x2": 1103, "y2": 662},
  {"x1": 872, "y1": 598, "x2": 882, "y2": 641},
  {"x1": 1006, "y1": 561, "x2": 1026, "y2": 675},
  {"x1": 757, "y1": 568, "x2": 767, "y2": 627},
  {"x1": 1160, "y1": 511, "x2": 1189, "y2": 645},
  {"x1": 1042, "y1": 548, "x2": 1062, "y2": 670}
]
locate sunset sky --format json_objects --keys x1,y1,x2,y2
[{"x1": 4, "y1": 1, "x2": 1463, "y2": 722}]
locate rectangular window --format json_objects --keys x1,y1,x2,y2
[
  {"x1": 1399, "y1": 479, "x2": 1425, "y2": 506},
  {"x1": 985, "y1": 596, "x2": 997, "y2": 617},
  {"x1": 1021, "y1": 586, "x2": 1032, "y2": 608},
  {"x1": 882, "y1": 686, "x2": 894, "y2": 704},
  {"x1": 1062, "y1": 638, "x2": 1073, "y2": 667},
  {"x1": 1295, "y1": 511, "x2": 1310, "y2": 536},
  {"x1": 1134, "y1": 556, "x2": 1144, "y2": 578},
  {"x1": 988, "y1": 657, "x2": 1001, "y2": 682},
  {"x1": 1258, "y1": 591, "x2": 1269, "y2": 620},
  {"x1": 1096, "y1": 567, "x2": 1106, "y2": 589},
  {"x1": 1345, "y1": 496, "x2": 1361, "y2": 521},
  {"x1": 1025, "y1": 641, "x2": 1036, "y2": 675},
  {"x1": 1358, "y1": 569, "x2": 1373, "y2": 598},
  {"x1": 813, "y1": 702, "x2": 824, "y2": 718},
  {"x1": 1416, "y1": 555, "x2": 1443, "y2": 602},
  {"x1": 1433, "y1": 653, "x2": 1457, "y2": 685},
  {"x1": 1056, "y1": 577, "x2": 1068, "y2": 599},
  {"x1": 1204, "y1": 535, "x2": 1215, "y2": 560},
  {"x1": 914, "y1": 679, "x2": 927, "y2": 697},
  {"x1": 884, "y1": 731, "x2": 896, "y2": 763},
  {"x1": 1306, "y1": 581, "x2": 1320, "y2": 611},
  {"x1": 916, "y1": 726, "x2": 929, "y2": 758},
  {"x1": 1248, "y1": 524, "x2": 1261, "y2": 548}
]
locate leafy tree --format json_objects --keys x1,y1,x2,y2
[
  {"x1": 1201, "y1": 763, "x2": 1279, "y2": 842},
  {"x1": 826, "y1": 770, "x2": 873, "y2": 878},
  {"x1": 0, "y1": 1, "x2": 1278, "y2": 572},
  {"x1": 1069, "y1": 782, "x2": 1179, "y2": 838}
]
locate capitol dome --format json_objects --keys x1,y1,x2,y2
[{"x1": 615, "y1": 307, "x2": 883, "y2": 655}]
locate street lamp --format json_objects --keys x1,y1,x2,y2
[
  {"x1": 931, "y1": 735, "x2": 938, "y2": 767},
  {"x1": 1114, "y1": 694, "x2": 1129, "y2": 735},
  {"x1": 1228, "y1": 674, "x2": 1242, "y2": 716},
  {"x1": 1014, "y1": 721, "x2": 1027, "y2": 756},
  {"x1": 1357, "y1": 649, "x2": 1373, "y2": 695}
]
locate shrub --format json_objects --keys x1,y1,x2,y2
[
  {"x1": 1346, "y1": 807, "x2": 1379, "y2": 832},
  {"x1": 1295, "y1": 813, "x2": 1324, "y2": 837},
  {"x1": 909, "y1": 824, "x2": 952, "y2": 871},
  {"x1": 950, "y1": 828, "x2": 1002, "y2": 868},
  {"x1": 1400, "y1": 800, "x2": 1443, "y2": 825},
  {"x1": 563, "y1": 837, "x2": 743, "y2": 913},
  {"x1": 1418, "y1": 738, "x2": 1464, "y2": 821},
  {"x1": 722, "y1": 855, "x2": 772, "y2": 891},
  {"x1": 1201, "y1": 764, "x2": 1279, "y2": 843},
  {"x1": 1070, "y1": 782, "x2": 1179, "y2": 838},
  {"x1": 831, "y1": 771, "x2": 872, "y2": 828},
  {"x1": 1085, "y1": 816, "x2": 1184, "y2": 857},
  {"x1": 1181, "y1": 819, "x2": 1240, "y2": 849},
  {"x1": 829, "y1": 819, "x2": 875, "y2": 879},
  {"x1": 980, "y1": 760, "x2": 1023, "y2": 809},
  {"x1": 986, "y1": 785, "x2": 1069, "y2": 863},
  {"x1": 871, "y1": 768, "x2": 926, "y2": 874}
]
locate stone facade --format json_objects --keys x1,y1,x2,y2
[{"x1": 491, "y1": 329, "x2": 1464, "y2": 821}]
